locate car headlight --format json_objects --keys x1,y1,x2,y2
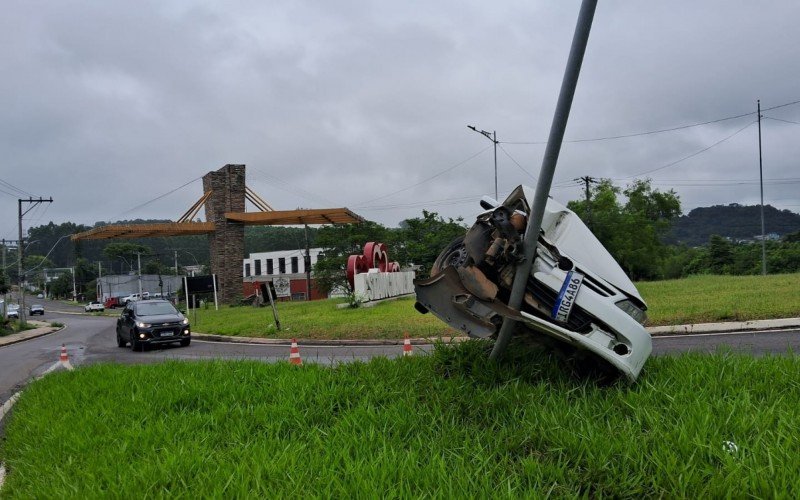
[
  {"x1": 136, "y1": 321, "x2": 151, "y2": 328},
  {"x1": 615, "y1": 299, "x2": 647, "y2": 325},
  {"x1": 182, "y1": 318, "x2": 189, "y2": 325}
]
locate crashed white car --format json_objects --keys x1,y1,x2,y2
[{"x1": 414, "y1": 185, "x2": 652, "y2": 383}]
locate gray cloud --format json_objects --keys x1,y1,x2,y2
[{"x1": 1, "y1": 0, "x2": 798, "y2": 243}]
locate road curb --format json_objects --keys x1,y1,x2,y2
[
  {"x1": 192, "y1": 332, "x2": 468, "y2": 346},
  {"x1": 648, "y1": 317, "x2": 800, "y2": 336},
  {"x1": 0, "y1": 323, "x2": 63, "y2": 348}
]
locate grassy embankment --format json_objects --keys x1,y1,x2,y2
[
  {"x1": 2, "y1": 341, "x2": 799, "y2": 497},
  {"x1": 187, "y1": 273, "x2": 800, "y2": 339}
]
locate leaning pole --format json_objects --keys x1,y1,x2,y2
[{"x1": 490, "y1": 0, "x2": 598, "y2": 360}]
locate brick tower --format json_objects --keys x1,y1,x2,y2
[{"x1": 202, "y1": 164, "x2": 245, "y2": 304}]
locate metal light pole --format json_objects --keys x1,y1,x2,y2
[
  {"x1": 757, "y1": 100, "x2": 767, "y2": 275},
  {"x1": 490, "y1": 0, "x2": 598, "y2": 360},
  {"x1": 467, "y1": 125, "x2": 499, "y2": 200},
  {"x1": 137, "y1": 252, "x2": 143, "y2": 296}
]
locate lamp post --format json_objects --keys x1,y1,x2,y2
[{"x1": 467, "y1": 125, "x2": 499, "y2": 200}]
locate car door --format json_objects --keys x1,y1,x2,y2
[{"x1": 118, "y1": 304, "x2": 134, "y2": 338}]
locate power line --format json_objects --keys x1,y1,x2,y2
[
  {"x1": 353, "y1": 145, "x2": 492, "y2": 207},
  {"x1": 622, "y1": 119, "x2": 757, "y2": 179},
  {"x1": 764, "y1": 116, "x2": 800, "y2": 126},
  {"x1": 0, "y1": 178, "x2": 33, "y2": 197},
  {"x1": 500, "y1": 98, "x2": 800, "y2": 145},
  {"x1": 114, "y1": 175, "x2": 204, "y2": 220}
]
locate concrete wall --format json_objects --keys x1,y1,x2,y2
[
  {"x1": 203, "y1": 164, "x2": 246, "y2": 305},
  {"x1": 354, "y1": 271, "x2": 416, "y2": 302}
]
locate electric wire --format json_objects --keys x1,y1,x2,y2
[
  {"x1": 353, "y1": 145, "x2": 491, "y2": 207},
  {"x1": 113, "y1": 175, "x2": 204, "y2": 220},
  {"x1": 0, "y1": 178, "x2": 33, "y2": 197},
  {"x1": 622, "y1": 120, "x2": 757, "y2": 179},
  {"x1": 500, "y1": 98, "x2": 800, "y2": 145},
  {"x1": 764, "y1": 116, "x2": 800, "y2": 126}
]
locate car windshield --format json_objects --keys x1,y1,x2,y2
[{"x1": 135, "y1": 302, "x2": 178, "y2": 317}]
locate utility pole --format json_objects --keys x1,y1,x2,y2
[
  {"x1": 304, "y1": 224, "x2": 312, "y2": 300},
  {"x1": 18, "y1": 197, "x2": 53, "y2": 326},
  {"x1": 467, "y1": 125, "x2": 499, "y2": 200},
  {"x1": 137, "y1": 252, "x2": 143, "y2": 296},
  {"x1": 1, "y1": 240, "x2": 8, "y2": 320},
  {"x1": 174, "y1": 250, "x2": 179, "y2": 275},
  {"x1": 71, "y1": 266, "x2": 77, "y2": 302},
  {"x1": 575, "y1": 176, "x2": 598, "y2": 231},
  {"x1": 757, "y1": 100, "x2": 767, "y2": 276}
]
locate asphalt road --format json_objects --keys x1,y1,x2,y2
[{"x1": 2, "y1": 295, "x2": 800, "y2": 402}]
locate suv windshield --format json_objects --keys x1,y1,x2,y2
[{"x1": 135, "y1": 302, "x2": 178, "y2": 317}]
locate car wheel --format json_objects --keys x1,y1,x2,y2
[
  {"x1": 117, "y1": 332, "x2": 127, "y2": 348},
  {"x1": 180, "y1": 338, "x2": 191, "y2": 347},
  {"x1": 430, "y1": 235, "x2": 468, "y2": 276},
  {"x1": 130, "y1": 332, "x2": 143, "y2": 352}
]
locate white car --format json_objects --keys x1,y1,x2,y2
[
  {"x1": 7, "y1": 304, "x2": 20, "y2": 319},
  {"x1": 415, "y1": 185, "x2": 652, "y2": 383},
  {"x1": 85, "y1": 301, "x2": 105, "y2": 312}
]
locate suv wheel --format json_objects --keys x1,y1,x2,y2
[
  {"x1": 116, "y1": 332, "x2": 127, "y2": 348},
  {"x1": 130, "y1": 332, "x2": 143, "y2": 352}
]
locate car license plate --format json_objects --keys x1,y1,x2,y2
[
  {"x1": 159, "y1": 331, "x2": 173, "y2": 337},
  {"x1": 552, "y1": 270, "x2": 584, "y2": 323}
]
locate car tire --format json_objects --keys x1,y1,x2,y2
[
  {"x1": 180, "y1": 338, "x2": 191, "y2": 347},
  {"x1": 430, "y1": 235, "x2": 468, "y2": 276},
  {"x1": 130, "y1": 332, "x2": 143, "y2": 352},
  {"x1": 117, "y1": 332, "x2": 127, "y2": 348}
]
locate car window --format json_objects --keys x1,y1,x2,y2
[{"x1": 135, "y1": 302, "x2": 178, "y2": 317}]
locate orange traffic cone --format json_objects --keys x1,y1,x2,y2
[
  {"x1": 403, "y1": 333, "x2": 413, "y2": 357},
  {"x1": 289, "y1": 338, "x2": 302, "y2": 365},
  {"x1": 59, "y1": 344, "x2": 73, "y2": 370}
]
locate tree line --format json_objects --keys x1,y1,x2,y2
[{"x1": 4, "y1": 180, "x2": 800, "y2": 301}]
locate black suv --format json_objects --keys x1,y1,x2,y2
[{"x1": 116, "y1": 299, "x2": 191, "y2": 351}]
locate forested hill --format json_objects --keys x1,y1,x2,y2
[{"x1": 666, "y1": 204, "x2": 800, "y2": 246}]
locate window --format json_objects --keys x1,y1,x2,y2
[
  {"x1": 245, "y1": 263, "x2": 251, "y2": 277},
  {"x1": 266, "y1": 259, "x2": 273, "y2": 275},
  {"x1": 291, "y1": 256, "x2": 299, "y2": 273},
  {"x1": 254, "y1": 259, "x2": 261, "y2": 275},
  {"x1": 278, "y1": 258, "x2": 286, "y2": 274}
]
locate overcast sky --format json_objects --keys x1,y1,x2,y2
[{"x1": 2, "y1": 1, "x2": 799, "y2": 243}]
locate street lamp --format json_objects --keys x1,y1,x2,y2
[{"x1": 467, "y1": 125, "x2": 499, "y2": 200}]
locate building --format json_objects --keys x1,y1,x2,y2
[{"x1": 242, "y1": 248, "x2": 326, "y2": 301}]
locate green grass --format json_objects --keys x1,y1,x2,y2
[
  {"x1": 185, "y1": 273, "x2": 800, "y2": 339},
  {"x1": 638, "y1": 273, "x2": 800, "y2": 326},
  {"x1": 2, "y1": 342, "x2": 800, "y2": 497},
  {"x1": 190, "y1": 296, "x2": 457, "y2": 339}
]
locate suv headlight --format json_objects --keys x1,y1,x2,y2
[
  {"x1": 136, "y1": 321, "x2": 151, "y2": 328},
  {"x1": 615, "y1": 299, "x2": 647, "y2": 325},
  {"x1": 182, "y1": 318, "x2": 189, "y2": 325}
]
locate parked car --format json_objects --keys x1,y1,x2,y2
[
  {"x1": 28, "y1": 304, "x2": 45, "y2": 316},
  {"x1": 116, "y1": 299, "x2": 191, "y2": 351},
  {"x1": 37, "y1": 293, "x2": 44, "y2": 299},
  {"x1": 104, "y1": 297, "x2": 123, "y2": 309},
  {"x1": 121, "y1": 292, "x2": 151, "y2": 305},
  {"x1": 85, "y1": 301, "x2": 105, "y2": 312},
  {"x1": 414, "y1": 185, "x2": 652, "y2": 383},
  {"x1": 7, "y1": 304, "x2": 20, "y2": 319}
]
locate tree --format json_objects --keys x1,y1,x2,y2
[
  {"x1": 0, "y1": 270, "x2": 9, "y2": 295},
  {"x1": 567, "y1": 179, "x2": 681, "y2": 280},
  {"x1": 103, "y1": 242, "x2": 151, "y2": 274},
  {"x1": 48, "y1": 271, "x2": 73, "y2": 299},
  {"x1": 708, "y1": 235, "x2": 734, "y2": 274},
  {"x1": 393, "y1": 210, "x2": 467, "y2": 277},
  {"x1": 313, "y1": 221, "x2": 391, "y2": 294}
]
